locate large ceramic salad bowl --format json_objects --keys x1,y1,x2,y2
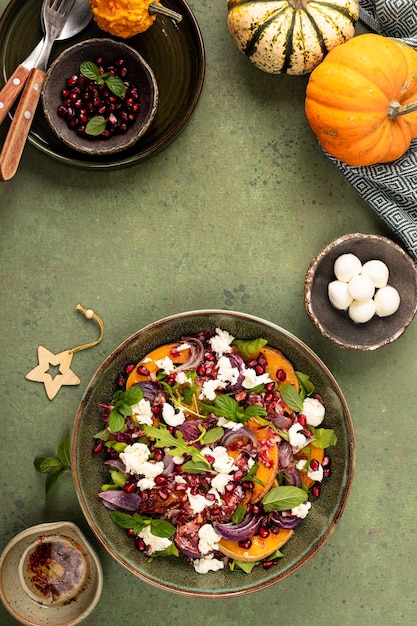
[{"x1": 72, "y1": 310, "x2": 354, "y2": 597}]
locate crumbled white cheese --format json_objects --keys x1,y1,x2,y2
[
  {"x1": 308, "y1": 463, "x2": 324, "y2": 483},
  {"x1": 138, "y1": 524, "x2": 172, "y2": 554},
  {"x1": 216, "y1": 355, "x2": 240, "y2": 386},
  {"x1": 210, "y1": 472, "x2": 232, "y2": 495},
  {"x1": 288, "y1": 422, "x2": 308, "y2": 451},
  {"x1": 131, "y1": 398, "x2": 153, "y2": 426},
  {"x1": 302, "y1": 397, "x2": 325, "y2": 427},
  {"x1": 241, "y1": 367, "x2": 273, "y2": 389},
  {"x1": 162, "y1": 402, "x2": 186, "y2": 426},
  {"x1": 199, "y1": 378, "x2": 226, "y2": 401},
  {"x1": 209, "y1": 328, "x2": 234, "y2": 356},
  {"x1": 193, "y1": 555, "x2": 225, "y2": 574},
  {"x1": 186, "y1": 489, "x2": 215, "y2": 514},
  {"x1": 291, "y1": 501, "x2": 311, "y2": 519},
  {"x1": 296, "y1": 459, "x2": 308, "y2": 471},
  {"x1": 174, "y1": 475, "x2": 187, "y2": 485},
  {"x1": 119, "y1": 442, "x2": 164, "y2": 489},
  {"x1": 217, "y1": 416, "x2": 244, "y2": 430},
  {"x1": 173, "y1": 455, "x2": 184, "y2": 465},
  {"x1": 198, "y1": 523, "x2": 222, "y2": 555},
  {"x1": 175, "y1": 371, "x2": 192, "y2": 385},
  {"x1": 155, "y1": 356, "x2": 175, "y2": 375},
  {"x1": 201, "y1": 445, "x2": 237, "y2": 474}
]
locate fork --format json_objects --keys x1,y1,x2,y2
[{"x1": 0, "y1": 0, "x2": 77, "y2": 182}]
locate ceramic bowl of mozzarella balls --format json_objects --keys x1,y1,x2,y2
[{"x1": 304, "y1": 233, "x2": 417, "y2": 350}]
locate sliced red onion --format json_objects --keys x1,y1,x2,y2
[
  {"x1": 174, "y1": 525, "x2": 203, "y2": 559},
  {"x1": 224, "y1": 354, "x2": 245, "y2": 391},
  {"x1": 162, "y1": 451, "x2": 175, "y2": 475},
  {"x1": 98, "y1": 490, "x2": 141, "y2": 512},
  {"x1": 278, "y1": 441, "x2": 295, "y2": 471},
  {"x1": 282, "y1": 470, "x2": 302, "y2": 488},
  {"x1": 271, "y1": 510, "x2": 302, "y2": 530},
  {"x1": 174, "y1": 337, "x2": 205, "y2": 372},
  {"x1": 270, "y1": 413, "x2": 293, "y2": 429},
  {"x1": 214, "y1": 513, "x2": 262, "y2": 541},
  {"x1": 221, "y1": 426, "x2": 258, "y2": 449}
]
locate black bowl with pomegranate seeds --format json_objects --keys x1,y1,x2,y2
[{"x1": 42, "y1": 38, "x2": 159, "y2": 156}]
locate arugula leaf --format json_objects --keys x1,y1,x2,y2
[
  {"x1": 101, "y1": 468, "x2": 127, "y2": 491},
  {"x1": 262, "y1": 486, "x2": 307, "y2": 511},
  {"x1": 34, "y1": 433, "x2": 71, "y2": 495},
  {"x1": 143, "y1": 424, "x2": 210, "y2": 468},
  {"x1": 279, "y1": 383, "x2": 304, "y2": 413},
  {"x1": 232, "y1": 337, "x2": 267, "y2": 358},
  {"x1": 230, "y1": 560, "x2": 259, "y2": 573}
]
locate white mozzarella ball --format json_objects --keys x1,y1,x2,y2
[
  {"x1": 334, "y1": 253, "x2": 362, "y2": 282},
  {"x1": 348, "y1": 299, "x2": 376, "y2": 324},
  {"x1": 361, "y1": 259, "x2": 389, "y2": 288},
  {"x1": 348, "y1": 274, "x2": 375, "y2": 301},
  {"x1": 374, "y1": 285, "x2": 401, "y2": 317},
  {"x1": 328, "y1": 280, "x2": 353, "y2": 310}
]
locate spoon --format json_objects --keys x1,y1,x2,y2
[{"x1": 0, "y1": 0, "x2": 92, "y2": 126}]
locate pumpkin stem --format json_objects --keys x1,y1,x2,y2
[
  {"x1": 388, "y1": 100, "x2": 417, "y2": 118},
  {"x1": 149, "y1": 2, "x2": 182, "y2": 23}
]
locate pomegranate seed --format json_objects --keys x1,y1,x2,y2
[
  {"x1": 154, "y1": 475, "x2": 167, "y2": 485},
  {"x1": 152, "y1": 405, "x2": 162, "y2": 416},
  {"x1": 262, "y1": 560, "x2": 276, "y2": 570},
  {"x1": 225, "y1": 482, "x2": 235, "y2": 493},
  {"x1": 210, "y1": 507, "x2": 221, "y2": 516},
  {"x1": 125, "y1": 364, "x2": 135, "y2": 374},
  {"x1": 239, "y1": 539, "x2": 252, "y2": 549},
  {"x1": 92, "y1": 440, "x2": 104, "y2": 454},
  {"x1": 66, "y1": 75, "x2": 78, "y2": 87},
  {"x1": 197, "y1": 364, "x2": 206, "y2": 376},
  {"x1": 259, "y1": 527, "x2": 270, "y2": 538},
  {"x1": 322, "y1": 455, "x2": 332, "y2": 468},
  {"x1": 175, "y1": 483, "x2": 187, "y2": 491},
  {"x1": 205, "y1": 454, "x2": 215, "y2": 465},
  {"x1": 312, "y1": 483, "x2": 321, "y2": 498},
  {"x1": 233, "y1": 469, "x2": 243, "y2": 482},
  {"x1": 116, "y1": 374, "x2": 125, "y2": 387},
  {"x1": 257, "y1": 354, "x2": 267, "y2": 367},
  {"x1": 166, "y1": 375, "x2": 176, "y2": 385},
  {"x1": 153, "y1": 449, "x2": 164, "y2": 462},
  {"x1": 276, "y1": 369, "x2": 287, "y2": 382},
  {"x1": 140, "y1": 491, "x2": 149, "y2": 500},
  {"x1": 255, "y1": 364, "x2": 264, "y2": 374},
  {"x1": 310, "y1": 459, "x2": 320, "y2": 471},
  {"x1": 137, "y1": 365, "x2": 150, "y2": 376},
  {"x1": 323, "y1": 467, "x2": 331, "y2": 478},
  {"x1": 247, "y1": 359, "x2": 257, "y2": 368},
  {"x1": 135, "y1": 537, "x2": 146, "y2": 551},
  {"x1": 298, "y1": 415, "x2": 307, "y2": 426},
  {"x1": 126, "y1": 528, "x2": 136, "y2": 537},
  {"x1": 123, "y1": 482, "x2": 136, "y2": 493},
  {"x1": 159, "y1": 489, "x2": 169, "y2": 500},
  {"x1": 251, "y1": 504, "x2": 261, "y2": 515},
  {"x1": 264, "y1": 392, "x2": 273, "y2": 404},
  {"x1": 265, "y1": 381, "x2": 275, "y2": 391}
]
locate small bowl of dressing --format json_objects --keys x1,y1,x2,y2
[{"x1": 0, "y1": 521, "x2": 102, "y2": 625}]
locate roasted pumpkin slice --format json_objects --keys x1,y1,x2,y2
[
  {"x1": 257, "y1": 345, "x2": 299, "y2": 390},
  {"x1": 218, "y1": 528, "x2": 293, "y2": 562},
  {"x1": 126, "y1": 342, "x2": 191, "y2": 388},
  {"x1": 297, "y1": 445, "x2": 325, "y2": 489}
]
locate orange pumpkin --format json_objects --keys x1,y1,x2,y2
[{"x1": 305, "y1": 34, "x2": 417, "y2": 166}]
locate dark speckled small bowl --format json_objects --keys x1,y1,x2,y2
[
  {"x1": 42, "y1": 38, "x2": 158, "y2": 156},
  {"x1": 72, "y1": 310, "x2": 354, "y2": 597},
  {"x1": 304, "y1": 233, "x2": 417, "y2": 350}
]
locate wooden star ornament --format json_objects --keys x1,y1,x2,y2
[{"x1": 26, "y1": 304, "x2": 104, "y2": 400}]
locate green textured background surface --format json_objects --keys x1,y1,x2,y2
[{"x1": 0, "y1": 2, "x2": 416, "y2": 625}]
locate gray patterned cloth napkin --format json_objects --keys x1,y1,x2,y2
[{"x1": 327, "y1": 0, "x2": 417, "y2": 263}]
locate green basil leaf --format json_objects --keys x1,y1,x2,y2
[
  {"x1": 279, "y1": 383, "x2": 304, "y2": 412},
  {"x1": 201, "y1": 426, "x2": 224, "y2": 444},
  {"x1": 124, "y1": 386, "x2": 144, "y2": 406},
  {"x1": 85, "y1": 116, "x2": 107, "y2": 136},
  {"x1": 109, "y1": 408, "x2": 126, "y2": 433},
  {"x1": 262, "y1": 486, "x2": 307, "y2": 511},
  {"x1": 232, "y1": 337, "x2": 267, "y2": 358},
  {"x1": 242, "y1": 404, "x2": 267, "y2": 421},
  {"x1": 149, "y1": 519, "x2": 176, "y2": 538},
  {"x1": 57, "y1": 432, "x2": 71, "y2": 467},
  {"x1": 231, "y1": 504, "x2": 247, "y2": 524},
  {"x1": 214, "y1": 395, "x2": 239, "y2": 421}
]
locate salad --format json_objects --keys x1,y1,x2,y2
[{"x1": 93, "y1": 328, "x2": 337, "y2": 574}]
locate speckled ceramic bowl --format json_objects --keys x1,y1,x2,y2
[
  {"x1": 42, "y1": 38, "x2": 158, "y2": 156},
  {"x1": 72, "y1": 310, "x2": 354, "y2": 597},
  {"x1": 0, "y1": 521, "x2": 102, "y2": 626},
  {"x1": 304, "y1": 233, "x2": 417, "y2": 350}
]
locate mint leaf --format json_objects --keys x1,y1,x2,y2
[
  {"x1": 86, "y1": 116, "x2": 106, "y2": 136},
  {"x1": 106, "y1": 75, "x2": 126, "y2": 97},
  {"x1": 200, "y1": 426, "x2": 224, "y2": 445},
  {"x1": 242, "y1": 404, "x2": 267, "y2": 422},
  {"x1": 109, "y1": 408, "x2": 126, "y2": 433},
  {"x1": 80, "y1": 60, "x2": 101, "y2": 81},
  {"x1": 34, "y1": 433, "x2": 72, "y2": 495},
  {"x1": 181, "y1": 459, "x2": 212, "y2": 473},
  {"x1": 262, "y1": 486, "x2": 307, "y2": 511},
  {"x1": 110, "y1": 511, "x2": 149, "y2": 535},
  {"x1": 149, "y1": 519, "x2": 175, "y2": 539},
  {"x1": 231, "y1": 504, "x2": 247, "y2": 524},
  {"x1": 279, "y1": 383, "x2": 304, "y2": 412},
  {"x1": 45, "y1": 468, "x2": 66, "y2": 496},
  {"x1": 295, "y1": 371, "x2": 315, "y2": 399},
  {"x1": 232, "y1": 337, "x2": 267, "y2": 358},
  {"x1": 57, "y1": 432, "x2": 71, "y2": 467}
]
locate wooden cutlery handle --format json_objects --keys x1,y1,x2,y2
[
  {"x1": 0, "y1": 65, "x2": 31, "y2": 125},
  {"x1": 0, "y1": 67, "x2": 45, "y2": 182}
]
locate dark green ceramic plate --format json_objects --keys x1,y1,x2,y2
[
  {"x1": 0, "y1": 0, "x2": 205, "y2": 169},
  {"x1": 72, "y1": 310, "x2": 355, "y2": 597}
]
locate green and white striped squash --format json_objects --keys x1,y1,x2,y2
[{"x1": 227, "y1": 0, "x2": 359, "y2": 75}]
